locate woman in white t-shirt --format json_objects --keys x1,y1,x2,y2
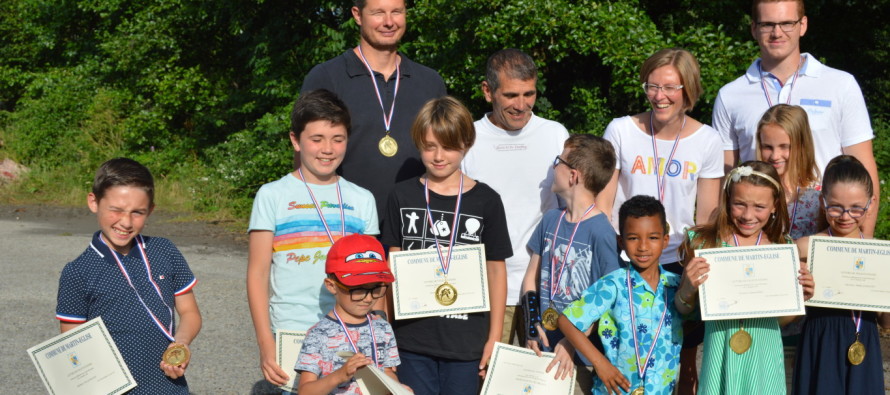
[{"x1": 597, "y1": 48, "x2": 724, "y2": 395}]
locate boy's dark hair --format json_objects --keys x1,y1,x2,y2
[
  {"x1": 618, "y1": 195, "x2": 668, "y2": 236},
  {"x1": 290, "y1": 89, "x2": 351, "y2": 138},
  {"x1": 92, "y1": 158, "x2": 155, "y2": 206},
  {"x1": 563, "y1": 134, "x2": 616, "y2": 194}
]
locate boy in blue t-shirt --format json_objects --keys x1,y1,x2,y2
[
  {"x1": 520, "y1": 134, "x2": 620, "y2": 393},
  {"x1": 56, "y1": 158, "x2": 202, "y2": 395},
  {"x1": 560, "y1": 195, "x2": 683, "y2": 395},
  {"x1": 247, "y1": 89, "x2": 379, "y2": 387}
]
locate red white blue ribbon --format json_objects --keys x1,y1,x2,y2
[
  {"x1": 356, "y1": 45, "x2": 400, "y2": 134},
  {"x1": 424, "y1": 174, "x2": 463, "y2": 276},
  {"x1": 732, "y1": 231, "x2": 763, "y2": 247},
  {"x1": 102, "y1": 234, "x2": 175, "y2": 341},
  {"x1": 627, "y1": 268, "x2": 668, "y2": 387},
  {"x1": 332, "y1": 309, "x2": 380, "y2": 368},
  {"x1": 649, "y1": 113, "x2": 684, "y2": 202},
  {"x1": 298, "y1": 168, "x2": 345, "y2": 245},
  {"x1": 828, "y1": 228, "x2": 864, "y2": 334},
  {"x1": 548, "y1": 204, "x2": 596, "y2": 303},
  {"x1": 758, "y1": 56, "x2": 802, "y2": 107}
]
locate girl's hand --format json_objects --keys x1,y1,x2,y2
[
  {"x1": 681, "y1": 257, "x2": 710, "y2": 292},
  {"x1": 592, "y1": 358, "x2": 630, "y2": 395},
  {"x1": 798, "y1": 267, "x2": 815, "y2": 301},
  {"x1": 545, "y1": 338, "x2": 575, "y2": 380}
]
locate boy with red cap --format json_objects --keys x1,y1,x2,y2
[{"x1": 295, "y1": 234, "x2": 408, "y2": 394}]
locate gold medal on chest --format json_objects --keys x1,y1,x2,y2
[
  {"x1": 162, "y1": 343, "x2": 190, "y2": 366},
  {"x1": 729, "y1": 328, "x2": 752, "y2": 354},
  {"x1": 630, "y1": 387, "x2": 645, "y2": 395},
  {"x1": 542, "y1": 307, "x2": 560, "y2": 331},
  {"x1": 847, "y1": 339, "x2": 866, "y2": 365},
  {"x1": 379, "y1": 135, "x2": 398, "y2": 157},
  {"x1": 435, "y1": 281, "x2": 457, "y2": 306}
]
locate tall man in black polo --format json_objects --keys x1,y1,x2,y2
[{"x1": 301, "y1": 0, "x2": 447, "y2": 216}]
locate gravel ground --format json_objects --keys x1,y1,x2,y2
[{"x1": 1, "y1": 204, "x2": 887, "y2": 394}]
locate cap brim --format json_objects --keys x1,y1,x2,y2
[{"x1": 336, "y1": 271, "x2": 395, "y2": 287}]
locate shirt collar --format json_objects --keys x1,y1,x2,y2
[
  {"x1": 746, "y1": 52, "x2": 823, "y2": 83},
  {"x1": 627, "y1": 266, "x2": 673, "y2": 295},
  {"x1": 345, "y1": 49, "x2": 414, "y2": 79}
]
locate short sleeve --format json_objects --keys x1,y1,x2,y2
[
  {"x1": 361, "y1": 190, "x2": 380, "y2": 236},
  {"x1": 527, "y1": 216, "x2": 546, "y2": 256},
  {"x1": 563, "y1": 274, "x2": 619, "y2": 332},
  {"x1": 481, "y1": 189, "x2": 513, "y2": 260},
  {"x1": 699, "y1": 129, "x2": 727, "y2": 179},
  {"x1": 380, "y1": 189, "x2": 402, "y2": 248},
  {"x1": 165, "y1": 240, "x2": 197, "y2": 295},
  {"x1": 838, "y1": 76, "x2": 874, "y2": 147},
  {"x1": 55, "y1": 262, "x2": 88, "y2": 323},
  {"x1": 379, "y1": 320, "x2": 400, "y2": 368},
  {"x1": 248, "y1": 184, "x2": 277, "y2": 232},
  {"x1": 590, "y1": 228, "x2": 620, "y2": 281},
  {"x1": 711, "y1": 93, "x2": 738, "y2": 151},
  {"x1": 602, "y1": 118, "x2": 623, "y2": 170},
  {"x1": 294, "y1": 328, "x2": 325, "y2": 375}
]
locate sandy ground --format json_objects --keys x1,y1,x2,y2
[{"x1": 1, "y1": 204, "x2": 887, "y2": 394}]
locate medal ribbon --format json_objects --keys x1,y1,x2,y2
[
  {"x1": 627, "y1": 269, "x2": 668, "y2": 387},
  {"x1": 297, "y1": 168, "x2": 345, "y2": 245},
  {"x1": 424, "y1": 174, "x2": 464, "y2": 276},
  {"x1": 758, "y1": 56, "x2": 802, "y2": 107},
  {"x1": 789, "y1": 187, "x2": 800, "y2": 234},
  {"x1": 649, "y1": 113, "x2": 685, "y2": 201},
  {"x1": 732, "y1": 231, "x2": 763, "y2": 247},
  {"x1": 332, "y1": 309, "x2": 380, "y2": 368},
  {"x1": 827, "y1": 228, "x2": 865, "y2": 336},
  {"x1": 548, "y1": 204, "x2": 597, "y2": 303},
  {"x1": 100, "y1": 234, "x2": 175, "y2": 341},
  {"x1": 356, "y1": 45, "x2": 400, "y2": 134}
]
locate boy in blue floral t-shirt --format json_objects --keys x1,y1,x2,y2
[{"x1": 559, "y1": 195, "x2": 683, "y2": 395}]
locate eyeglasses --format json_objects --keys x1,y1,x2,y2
[
  {"x1": 334, "y1": 281, "x2": 389, "y2": 301},
  {"x1": 553, "y1": 155, "x2": 573, "y2": 169},
  {"x1": 823, "y1": 199, "x2": 871, "y2": 218},
  {"x1": 755, "y1": 19, "x2": 802, "y2": 33},
  {"x1": 642, "y1": 83, "x2": 684, "y2": 96}
]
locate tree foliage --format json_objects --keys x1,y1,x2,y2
[{"x1": 1, "y1": 0, "x2": 888, "y2": 235}]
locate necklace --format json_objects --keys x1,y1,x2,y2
[
  {"x1": 728, "y1": 231, "x2": 762, "y2": 354},
  {"x1": 648, "y1": 112, "x2": 685, "y2": 202},
  {"x1": 356, "y1": 45, "x2": 401, "y2": 157}
]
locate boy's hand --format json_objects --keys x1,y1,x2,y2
[
  {"x1": 478, "y1": 339, "x2": 497, "y2": 378},
  {"x1": 798, "y1": 267, "x2": 815, "y2": 301},
  {"x1": 526, "y1": 324, "x2": 550, "y2": 357},
  {"x1": 545, "y1": 338, "x2": 575, "y2": 380},
  {"x1": 159, "y1": 343, "x2": 190, "y2": 379},
  {"x1": 592, "y1": 359, "x2": 630, "y2": 395},
  {"x1": 259, "y1": 348, "x2": 289, "y2": 386},
  {"x1": 338, "y1": 353, "x2": 372, "y2": 382}
]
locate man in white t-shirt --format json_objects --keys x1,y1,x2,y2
[
  {"x1": 462, "y1": 48, "x2": 570, "y2": 345},
  {"x1": 712, "y1": 0, "x2": 879, "y2": 236}
]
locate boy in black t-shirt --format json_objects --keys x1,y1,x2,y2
[{"x1": 382, "y1": 96, "x2": 512, "y2": 394}]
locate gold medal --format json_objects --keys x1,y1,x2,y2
[
  {"x1": 162, "y1": 343, "x2": 190, "y2": 366},
  {"x1": 631, "y1": 387, "x2": 645, "y2": 395},
  {"x1": 542, "y1": 307, "x2": 559, "y2": 331},
  {"x1": 435, "y1": 282, "x2": 457, "y2": 306},
  {"x1": 729, "y1": 328, "x2": 752, "y2": 354},
  {"x1": 378, "y1": 135, "x2": 398, "y2": 157},
  {"x1": 847, "y1": 339, "x2": 866, "y2": 365}
]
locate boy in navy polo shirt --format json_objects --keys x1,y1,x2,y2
[{"x1": 56, "y1": 158, "x2": 202, "y2": 395}]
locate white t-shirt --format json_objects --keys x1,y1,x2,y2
[
  {"x1": 713, "y1": 53, "x2": 873, "y2": 175},
  {"x1": 604, "y1": 116, "x2": 724, "y2": 263},
  {"x1": 462, "y1": 113, "x2": 570, "y2": 305}
]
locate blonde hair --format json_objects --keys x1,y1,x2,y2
[
  {"x1": 755, "y1": 104, "x2": 819, "y2": 189},
  {"x1": 639, "y1": 48, "x2": 702, "y2": 112},
  {"x1": 410, "y1": 96, "x2": 475, "y2": 151},
  {"x1": 683, "y1": 161, "x2": 789, "y2": 251}
]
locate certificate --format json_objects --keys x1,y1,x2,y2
[
  {"x1": 336, "y1": 351, "x2": 411, "y2": 395},
  {"x1": 806, "y1": 236, "x2": 890, "y2": 312},
  {"x1": 480, "y1": 342, "x2": 575, "y2": 395},
  {"x1": 390, "y1": 244, "x2": 489, "y2": 319},
  {"x1": 27, "y1": 317, "x2": 136, "y2": 395},
  {"x1": 275, "y1": 330, "x2": 306, "y2": 393},
  {"x1": 696, "y1": 244, "x2": 805, "y2": 320}
]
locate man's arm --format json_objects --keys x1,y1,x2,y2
[
  {"x1": 723, "y1": 150, "x2": 740, "y2": 175},
  {"x1": 246, "y1": 230, "x2": 290, "y2": 386},
  {"x1": 842, "y1": 140, "x2": 880, "y2": 237}
]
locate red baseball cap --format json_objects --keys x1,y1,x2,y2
[{"x1": 325, "y1": 234, "x2": 395, "y2": 286}]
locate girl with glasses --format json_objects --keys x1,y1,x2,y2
[{"x1": 792, "y1": 155, "x2": 888, "y2": 394}]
